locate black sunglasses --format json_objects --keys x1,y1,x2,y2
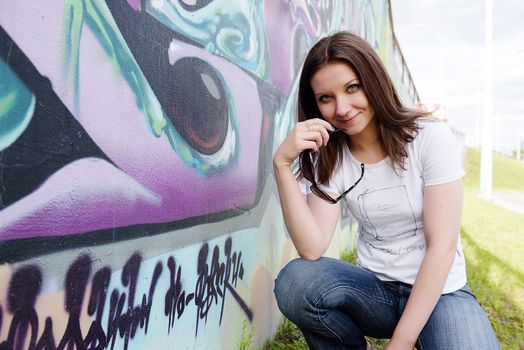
[{"x1": 299, "y1": 129, "x2": 364, "y2": 204}]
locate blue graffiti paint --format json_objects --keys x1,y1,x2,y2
[
  {"x1": 0, "y1": 59, "x2": 35, "y2": 151},
  {"x1": 62, "y1": 0, "x2": 239, "y2": 175},
  {"x1": 63, "y1": 0, "x2": 166, "y2": 136},
  {"x1": 145, "y1": 0, "x2": 269, "y2": 80}
]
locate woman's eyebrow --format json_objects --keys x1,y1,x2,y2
[{"x1": 345, "y1": 78, "x2": 360, "y2": 85}]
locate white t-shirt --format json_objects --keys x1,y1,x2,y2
[{"x1": 318, "y1": 120, "x2": 466, "y2": 293}]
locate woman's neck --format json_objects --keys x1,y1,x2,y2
[{"x1": 347, "y1": 122, "x2": 386, "y2": 163}]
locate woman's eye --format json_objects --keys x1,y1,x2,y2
[
  {"x1": 347, "y1": 83, "x2": 361, "y2": 93},
  {"x1": 319, "y1": 95, "x2": 331, "y2": 103}
]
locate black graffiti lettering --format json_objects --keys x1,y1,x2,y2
[
  {"x1": 192, "y1": 238, "x2": 252, "y2": 337},
  {"x1": 211, "y1": 246, "x2": 225, "y2": 299},
  {"x1": 34, "y1": 318, "x2": 56, "y2": 350},
  {"x1": 104, "y1": 253, "x2": 162, "y2": 350},
  {"x1": 105, "y1": 289, "x2": 125, "y2": 350},
  {"x1": 144, "y1": 262, "x2": 162, "y2": 334},
  {"x1": 213, "y1": 245, "x2": 228, "y2": 324},
  {"x1": 89, "y1": 267, "x2": 111, "y2": 322},
  {"x1": 0, "y1": 239, "x2": 251, "y2": 347},
  {"x1": 84, "y1": 267, "x2": 111, "y2": 350},
  {"x1": 84, "y1": 315, "x2": 106, "y2": 350},
  {"x1": 231, "y1": 251, "x2": 245, "y2": 287},
  {"x1": 224, "y1": 238, "x2": 233, "y2": 286},
  {"x1": 221, "y1": 239, "x2": 251, "y2": 323},
  {"x1": 57, "y1": 254, "x2": 91, "y2": 350},
  {"x1": 193, "y1": 243, "x2": 214, "y2": 336},
  {"x1": 0, "y1": 265, "x2": 42, "y2": 350},
  {"x1": 119, "y1": 252, "x2": 140, "y2": 350},
  {"x1": 164, "y1": 256, "x2": 196, "y2": 334}
]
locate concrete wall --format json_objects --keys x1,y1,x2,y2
[{"x1": 0, "y1": 1, "x2": 418, "y2": 349}]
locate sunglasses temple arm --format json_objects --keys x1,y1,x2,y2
[{"x1": 337, "y1": 163, "x2": 365, "y2": 200}]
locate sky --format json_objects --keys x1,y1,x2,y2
[{"x1": 390, "y1": 0, "x2": 524, "y2": 154}]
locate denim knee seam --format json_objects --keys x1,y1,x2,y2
[
  {"x1": 313, "y1": 285, "x2": 397, "y2": 308},
  {"x1": 314, "y1": 295, "x2": 345, "y2": 348},
  {"x1": 312, "y1": 285, "x2": 396, "y2": 348}
]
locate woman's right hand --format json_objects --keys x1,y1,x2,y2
[{"x1": 273, "y1": 118, "x2": 335, "y2": 169}]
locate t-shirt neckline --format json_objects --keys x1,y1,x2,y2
[{"x1": 346, "y1": 144, "x2": 389, "y2": 168}]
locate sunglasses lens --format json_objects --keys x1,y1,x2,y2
[{"x1": 311, "y1": 186, "x2": 336, "y2": 204}]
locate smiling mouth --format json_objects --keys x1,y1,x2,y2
[{"x1": 340, "y1": 112, "x2": 361, "y2": 123}]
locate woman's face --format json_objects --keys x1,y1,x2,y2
[{"x1": 310, "y1": 61, "x2": 375, "y2": 136}]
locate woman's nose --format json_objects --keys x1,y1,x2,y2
[{"x1": 335, "y1": 96, "x2": 353, "y2": 117}]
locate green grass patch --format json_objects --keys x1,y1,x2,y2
[
  {"x1": 238, "y1": 320, "x2": 256, "y2": 350},
  {"x1": 464, "y1": 147, "x2": 524, "y2": 190},
  {"x1": 263, "y1": 148, "x2": 524, "y2": 349},
  {"x1": 263, "y1": 318, "x2": 308, "y2": 350},
  {"x1": 462, "y1": 148, "x2": 524, "y2": 349}
]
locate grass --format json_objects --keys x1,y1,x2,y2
[
  {"x1": 263, "y1": 318, "x2": 309, "y2": 350},
  {"x1": 460, "y1": 148, "x2": 524, "y2": 349},
  {"x1": 262, "y1": 148, "x2": 524, "y2": 349},
  {"x1": 238, "y1": 320, "x2": 256, "y2": 350}
]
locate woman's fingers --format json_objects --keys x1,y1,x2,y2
[
  {"x1": 302, "y1": 119, "x2": 333, "y2": 147},
  {"x1": 303, "y1": 130, "x2": 323, "y2": 150},
  {"x1": 302, "y1": 140, "x2": 320, "y2": 153},
  {"x1": 274, "y1": 118, "x2": 333, "y2": 168},
  {"x1": 307, "y1": 118, "x2": 335, "y2": 132}
]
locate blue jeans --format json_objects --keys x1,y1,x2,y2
[{"x1": 274, "y1": 257, "x2": 500, "y2": 350}]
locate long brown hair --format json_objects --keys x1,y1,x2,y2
[{"x1": 298, "y1": 31, "x2": 429, "y2": 184}]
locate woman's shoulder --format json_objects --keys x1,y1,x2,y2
[
  {"x1": 408, "y1": 118, "x2": 461, "y2": 166},
  {"x1": 416, "y1": 117, "x2": 450, "y2": 131},
  {"x1": 414, "y1": 118, "x2": 456, "y2": 143}
]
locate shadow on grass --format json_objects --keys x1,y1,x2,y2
[
  {"x1": 462, "y1": 228, "x2": 524, "y2": 284},
  {"x1": 461, "y1": 228, "x2": 524, "y2": 348}
]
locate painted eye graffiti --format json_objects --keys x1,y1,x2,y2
[
  {"x1": 178, "y1": 0, "x2": 214, "y2": 12},
  {"x1": 166, "y1": 57, "x2": 228, "y2": 155}
]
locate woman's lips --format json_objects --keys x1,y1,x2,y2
[{"x1": 338, "y1": 112, "x2": 361, "y2": 125}]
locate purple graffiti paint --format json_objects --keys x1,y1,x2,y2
[
  {"x1": 0, "y1": 17, "x2": 265, "y2": 240},
  {"x1": 126, "y1": 0, "x2": 141, "y2": 12}
]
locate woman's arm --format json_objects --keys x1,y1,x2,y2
[
  {"x1": 386, "y1": 179, "x2": 463, "y2": 349},
  {"x1": 273, "y1": 118, "x2": 341, "y2": 260},
  {"x1": 274, "y1": 164, "x2": 340, "y2": 260}
]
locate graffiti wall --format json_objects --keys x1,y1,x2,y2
[{"x1": 0, "y1": 0, "x2": 418, "y2": 349}]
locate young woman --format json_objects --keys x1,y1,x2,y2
[{"x1": 272, "y1": 31, "x2": 499, "y2": 350}]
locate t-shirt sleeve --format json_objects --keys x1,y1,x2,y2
[{"x1": 416, "y1": 121, "x2": 465, "y2": 186}]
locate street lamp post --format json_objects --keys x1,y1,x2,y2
[{"x1": 480, "y1": 0, "x2": 493, "y2": 199}]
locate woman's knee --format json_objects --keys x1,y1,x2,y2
[
  {"x1": 419, "y1": 285, "x2": 500, "y2": 349},
  {"x1": 274, "y1": 258, "x2": 311, "y2": 301},
  {"x1": 273, "y1": 257, "x2": 332, "y2": 318}
]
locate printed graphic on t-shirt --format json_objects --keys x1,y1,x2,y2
[{"x1": 357, "y1": 185, "x2": 423, "y2": 255}]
